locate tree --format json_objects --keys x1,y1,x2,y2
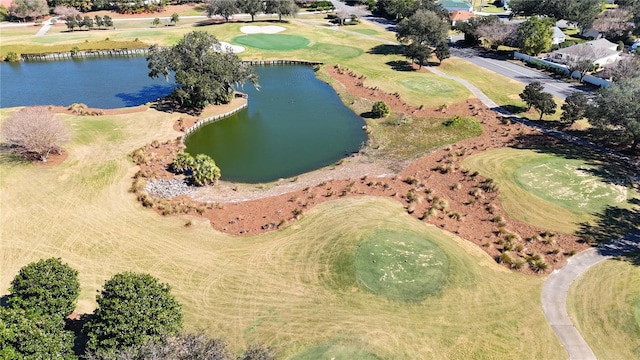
[
  {"x1": 518, "y1": 16, "x2": 554, "y2": 56},
  {"x1": 192, "y1": 153, "x2": 221, "y2": 186},
  {"x1": 476, "y1": 22, "x2": 518, "y2": 49},
  {"x1": 7, "y1": 257, "x2": 80, "y2": 318},
  {"x1": 85, "y1": 272, "x2": 183, "y2": 354},
  {"x1": 237, "y1": 0, "x2": 263, "y2": 22},
  {"x1": 147, "y1": 31, "x2": 257, "y2": 111},
  {"x1": 602, "y1": 57, "x2": 640, "y2": 82},
  {"x1": 434, "y1": 41, "x2": 450, "y2": 64},
  {"x1": 404, "y1": 42, "x2": 431, "y2": 68},
  {"x1": 455, "y1": 15, "x2": 500, "y2": 45},
  {"x1": 82, "y1": 15, "x2": 94, "y2": 29},
  {"x1": 519, "y1": 81, "x2": 545, "y2": 110},
  {"x1": 103, "y1": 15, "x2": 113, "y2": 28},
  {"x1": 65, "y1": 15, "x2": 78, "y2": 31},
  {"x1": 0, "y1": 307, "x2": 76, "y2": 360},
  {"x1": 170, "y1": 12, "x2": 179, "y2": 25},
  {"x1": 588, "y1": 77, "x2": 640, "y2": 151},
  {"x1": 591, "y1": 8, "x2": 633, "y2": 38},
  {"x1": 534, "y1": 92, "x2": 557, "y2": 120},
  {"x1": 1, "y1": 107, "x2": 70, "y2": 162},
  {"x1": 152, "y1": 17, "x2": 160, "y2": 27},
  {"x1": 371, "y1": 100, "x2": 390, "y2": 118},
  {"x1": 8, "y1": 0, "x2": 48, "y2": 20},
  {"x1": 509, "y1": 0, "x2": 600, "y2": 31},
  {"x1": 172, "y1": 151, "x2": 194, "y2": 173},
  {"x1": 264, "y1": 0, "x2": 298, "y2": 22},
  {"x1": 396, "y1": 9, "x2": 448, "y2": 47},
  {"x1": 94, "y1": 15, "x2": 104, "y2": 28},
  {"x1": 560, "y1": 92, "x2": 588, "y2": 126},
  {"x1": 206, "y1": 0, "x2": 238, "y2": 22}
]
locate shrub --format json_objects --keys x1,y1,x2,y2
[
  {"x1": 172, "y1": 151, "x2": 194, "y2": 174},
  {"x1": 1, "y1": 107, "x2": 69, "y2": 162},
  {"x1": 85, "y1": 272, "x2": 183, "y2": 354},
  {"x1": 371, "y1": 100, "x2": 390, "y2": 118},
  {"x1": 192, "y1": 154, "x2": 221, "y2": 186},
  {"x1": 530, "y1": 259, "x2": 549, "y2": 273},
  {"x1": 5, "y1": 51, "x2": 20, "y2": 62},
  {"x1": 7, "y1": 258, "x2": 80, "y2": 318}
]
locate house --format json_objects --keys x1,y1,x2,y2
[
  {"x1": 450, "y1": 10, "x2": 474, "y2": 26},
  {"x1": 436, "y1": 0, "x2": 473, "y2": 12},
  {"x1": 580, "y1": 28, "x2": 603, "y2": 40},
  {"x1": 549, "y1": 39, "x2": 620, "y2": 66},
  {"x1": 551, "y1": 26, "x2": 566, "y2": 45}
]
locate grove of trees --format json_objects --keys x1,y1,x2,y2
[
  {"x1": 8, "y1": 0, "x2": 48, "y2": 21},
  {"x1": 508, "y1": 0, "x2": 601, "y2": 31},
  {"x1": 1, "y1": 106, "x2": 70, "y2": 162},
  {"x1": 147, "y1": 31, "x2": 257, "y2": 112}
]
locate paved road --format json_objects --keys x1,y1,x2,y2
[
  {"x1": 449, "y1": 45, "x2": 589, "y2": 100},
  {"x1": 541, "y1": 231, "x2": 640, "y2": 360}
]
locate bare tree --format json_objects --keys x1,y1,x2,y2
[
  {"x1": 53, "y1": 5, "x2": 80, "y2": 18},
  {"x1": 591, "y1": 8, "x2": 633, "y2": 38},
  {"x1": 477, "y1": 22, "x2": 518, "y2": 49},
  {"x1": 602, "y1": 57, "x2": 640, "y2": 81},
  {"x1": 1, "y1": 107, "x2": 70, "y2": 162}
]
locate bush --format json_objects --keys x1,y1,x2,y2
[
  {"x1": 7, "y1": 258, "x2": 80, "y2": 318},
  {"x1": 192, "y1": 154, "x2": 221, "y2": 186},
  {"x1": 85, "y1": 272, "x2": 183, "y2": 354},
  {"x1": 1, "y1": 107, "x2": 70, "y2": 162},
  {"x1": 4, "y1": 51, "x2": 20, "y2": 62},
  {"x1": 371, "y1": 100, "x2": 390, "y2": 118},
  {"x1": 172, "y1": 151, "x2": 194, "y2": 173}
]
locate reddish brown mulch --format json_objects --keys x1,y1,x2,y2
[{"x1": 131, "y1": 65, "x2": 589, "y2": 274}]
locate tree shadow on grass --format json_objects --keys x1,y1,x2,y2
[
  {"x1": 500, "y1": 104, "x2": 527, "y2": 114},
  {"x1": 576, "y1": 202, "x2": 640, "y2": 245},
  {"x1": 386, "y1": 60, "x2": 414, "y2": 72},
  {"x1": 368, "y1": 44, "x2": 404, "y2": 55}
]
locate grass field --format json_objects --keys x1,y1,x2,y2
[
  {"x1": 462, "y1": 148, "x2": 639, "y2": 235},
  {"x1": 567, "y1": 259, "x2": 640, "y2": 359},
  {"x1": 233, "y1": 34, "x2": 310, "y2": 50},
  {"x1": 0, "y1": 108, "x2": 567, "y2": 358}
]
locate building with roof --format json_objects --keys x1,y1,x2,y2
[
  {"x1": 436, "y1": 0, "x2": 473, "y2": 12},
  {"x1": 551, "y1": 26, "x2": 566, "y2": 45},
  {"x1": 550, "y1": 39, "x2": 620, "y2": 66},
  {"x1": 450, "y1": 10, "x2": 474, "y2": 26}
]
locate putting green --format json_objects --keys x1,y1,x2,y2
[
  {"x1": 289, "y1": 345, "x2": 382, "y2": 360},
  {"x1": 513, "y1": 157, "x2": 629, "y2": 213},
  {"x1": 355, "y1": 230, "x2": 449, "y2": 302},
  {"x1": 310, "y1": 43, "x2": 363, "y2": 59},
  {"x1": 232, "y1": 34, "x2": 309, "y2": 51},
  {"x1": 400, "y1": 77, "x2": 460, "y2": 96}
]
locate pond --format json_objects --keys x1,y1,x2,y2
[
  {"x1": 184, "y1": 65, "x2": 367, "y2": 183},
  {"x1": 0, "y1": 57, "x2": 175, "y2": 108},
  {"x1": 1, "y1": 58, "x2": 367, "y2": 183}
]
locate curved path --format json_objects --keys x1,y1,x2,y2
[{"x1": 542, "y1": 231, "x2": 640, "y2": 359}]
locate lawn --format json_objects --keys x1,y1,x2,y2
[
  {"x1": 0, "y1": 107, "x2": 566, "y2": 359},
  {"x1": 567, "y1": 259, "x2": 640, "y2": 359},
  {"x1": 462, "y1": 148, "x2": 639, "y2": 235}
]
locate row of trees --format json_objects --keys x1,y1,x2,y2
[
  {"x1": 66, "y1": 14, "x2": 113, "y2": 31},
  {"x1": 205, "y1": 0, "x2": 298, "y2": 22},
  {"x1": 519, "y1": 78, "x2": 640, "y2": 151},
  {"x1": 0, "y1": 258, "x2": 273, "y2": 359}
]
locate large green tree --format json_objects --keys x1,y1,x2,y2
[
  {"x1": 560, "y1": 92, "x2": 588, "y2": 126},
  {"x1": 518, "y1": 16, "x2": 555, "y2": 56},
  {"x1": 0, "y1": 307, "x2": 76, "y2": 360},
  {"x1": 396, "y1": 9, "x2": 448, "y2": 46},
  {"x1": 588, "y1": 77, "x2": 640, "y2": 151},
  {"x1": 519, "y1": 81, "x2": 545, "y2": 110},
  {"x1": 509, "y1": 0, "x2": 600, "y2": 30},
  {"x1": 8, "y1": 0, "x2": 48, "y2": 20},
  {"x1": 7, "y1": 257, "x2": 80, "y2": 318},
  {"x1": 237, "y1": 0, "x2": 263, "y2": 22},
  {"x1": 147, "y1": 31, "x2": 257, "y2": 112},
  {"x1": 264, "y1": 0, "x2": 297, "y2": 22},
  {"x1": 85, "y1": 272, "x2": 183, "y2": 354},
  {"x1": 205, "y1": 0, "x2": 238, "y2": 22}
]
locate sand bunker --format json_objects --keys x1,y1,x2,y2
[
  {"x1": 219, "y1": 42, "x2": 245, "y2": 53},
  {"x1": 240, "y1": 25, "x2": 286, "y2": 34}
]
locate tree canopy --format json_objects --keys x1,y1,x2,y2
[
  {"x1": 147, "y1": 31, "x2": 257, "y2": 112},
  {"x1": 264, "y1": 0, "x2": 297, "y2": 22},
  {"x1": 85, "y1": 272, "x2": 183, "y2": 354},
  {"x1": 588, "y1": 77, "x2": 640, "y2": 151},
  {"x1": 517, "y1": 16, "x2": 555, "y2": 56},
  {"x1": 205, "y1": 0, "x2": 238, "y2": 22},
  {"x1": 7, "y1": 257, "x2": 80, "y2": 318},
  {"x1": 396, "y1": 9, "x2": 448, "y2": 46},
  {"x1": 560, "y1": 92, "x2": 588, "y2": 126},
  {"x1": 8, "y1": 0, "x2": 48, "y2": 20},
  {"x1": 509, "y1": 0, "x2": 601, "y2": 30}
]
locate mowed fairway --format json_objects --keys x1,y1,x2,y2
[
  {"x1": 462, "y1": 148, "x2": 639, "y2": 235},
  {"x1": 567, "y1": 259, "x2": 640, "y2": 359},
  {"x1": 0, "y1": 109, "x2": 566, "y2": 359}
]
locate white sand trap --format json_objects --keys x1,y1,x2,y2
[
  {"x1": 240, "y1": 25, "x2": 286, "y2": 34},
  {"x1": 219, "y1": 42, "x2": 245, "y2": 53}
]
